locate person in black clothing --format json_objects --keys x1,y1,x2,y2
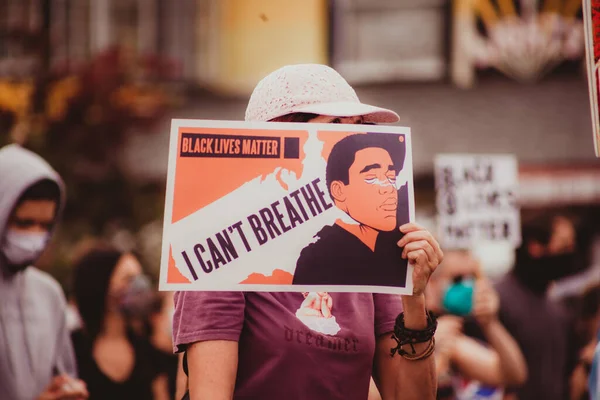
[
  {"x1": 71, "y1": 245, "x2": 171, "y2": 400},
  {"x1": 495, "y1": 214, "x2": 581, "y2": 400},
  {"x1": 293, "y1": 132, "x2": 409, "y2": 287}
]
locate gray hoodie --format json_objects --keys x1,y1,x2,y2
[{"x1": 0, "y1": 145, "x2": 77, "y2": 400}]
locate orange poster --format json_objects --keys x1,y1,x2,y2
[
  {"x1": 159, "y1": 120, "x2": 415, "y2": 294},
  {"x1": 584, "y1": 0, "x2": 600, "y2": 156}
]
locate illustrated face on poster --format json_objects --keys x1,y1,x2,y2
[
  {"x1": 159, "y1": 120, "x2": 415, "y2": 294},
  {"x1": 330, "y1": 144, "x2": 400, "y2": 232}
]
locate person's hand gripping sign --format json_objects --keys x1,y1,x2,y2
[{"x1": 398, "y1": 223, "x2": 444, "y2": 296}]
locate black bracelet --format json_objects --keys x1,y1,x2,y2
[{"x1": 390, "y1": 311, "x2": 437, "y2": 358}]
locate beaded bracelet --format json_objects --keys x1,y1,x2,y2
[{"x1": 390, "y1": 311, "x2": 437, "y2": 360}]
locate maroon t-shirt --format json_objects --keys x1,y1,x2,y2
[{"x1": 173, "y1": 291, "x2": 403, "y2": 399}]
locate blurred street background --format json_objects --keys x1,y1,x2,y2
[
  {"x1": 1, "y1": 0, "x2": 598, "y2": 285},
  {"x1": 2, "y1": 1, "x2": 600, "y2": 398}
]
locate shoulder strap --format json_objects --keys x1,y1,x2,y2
[
  {"x1": 183, "y1": 351, "x2": 189, "y2": 377},
  {"x1": 181, "y1": 351, "x2": 190, "y2": 400}
]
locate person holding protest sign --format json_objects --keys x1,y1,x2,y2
[
  {"x1": 172, "y1": 64, "x2": 444, "y2": 400},
  {"x1": 425, "y1": 250, "x2": 527, "y2": 399},
  {"x1": 0, "y1": 144, "x2": 88, "y2": 400}
]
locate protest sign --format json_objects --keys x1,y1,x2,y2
[
  {"x1": 159, "y1": 120, "x2": 415, "y2": 294},
  {"x1": 584, "y1": 0, "x2": 600, "y2": 157},
  {"x1": 434, "y1": 154, "x2": 520, "y2": 250}
]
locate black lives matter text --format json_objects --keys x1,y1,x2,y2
[{"x1": 436, "y1": 157, "x2": 519, "y2": 245}]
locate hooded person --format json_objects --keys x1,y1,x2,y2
[{"x1": 0, "y1": 144, "x2": 88, "y2": 400}]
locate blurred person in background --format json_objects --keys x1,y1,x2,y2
[
  {"x1": 570, "y1": 285, "x2": 600, "y2": 359},
  {"x1": 426, "y1": 250, "x2": 527, "y2": 400},
  {"x1": 572, "y1": 337, "x2": 597, "y2": 400},
  {"x1": 71, "y1": 245, "x2": 170, "y2": 400},
  {"x1": 123, "y1": 290, "x2": 178, "y2": 399},
  {"x1": 496, "y1": 214, "x2": 580, "y2": 400},
  {"x1": 589, "y1": 329, "x2": 600, "y2": 400},
  {"x1": 0, "y1": 144, "x2": 88, "y2": 400},
  {"x1": 569, "y1": 284, "x2": 600, "y2": 400}
]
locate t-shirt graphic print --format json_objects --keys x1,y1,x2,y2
[
  {"x1": 295, "y1": 292, "x2": 341, "y2": 335},
  {"x1": 172, "y1": 291, "x2": 404, "y2": 399}
]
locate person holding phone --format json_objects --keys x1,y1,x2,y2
[
  {"x1": 0, "y1": 145, "x2": 88, "y2": 400},
  {"x1": 425, "y1": 249, "x2": 527, "y2": 400}
]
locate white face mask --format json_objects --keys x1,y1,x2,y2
[{"x1": 1, "y1": 230, "x2": 50, "y2": 268}]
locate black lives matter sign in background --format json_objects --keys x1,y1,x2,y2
[{"x1": 434, "y1": 154, "x2": 521, "y2": 249}]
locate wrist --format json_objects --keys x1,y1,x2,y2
[
  {"x1": 391, "y1": 308, "x2": 437, "y2": 359},
  {"x1": 401, "y1": 294, "x2": 427, "y2": 329}
]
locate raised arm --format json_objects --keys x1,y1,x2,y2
[
  {"x1": 373, "y1": 223, "x2": 443, "y2": 399},
  {"x1": 452, "y1": 278, "x2": 527, "y2": 387},
  {"x1": 451, "y1": 326, "x2": 526, "y2": 387},
  {"x1": 373, "y1": 295, "x2": 437, "y2": 400},
  {"x1": 187, "y1": 340, "x2": 238, "y2": 400}
]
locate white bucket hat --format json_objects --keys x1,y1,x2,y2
[{"x1": 245, "y1": 64, "x2": 400, "y2": 123}]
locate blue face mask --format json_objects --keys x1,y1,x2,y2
[{"x1": 442, "y1": 278, "x2": 475, "y2": 316}]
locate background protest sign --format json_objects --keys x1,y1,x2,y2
[
  {"x1": 584, "y1": 0, "x2": 600, "y2": 157},
  {"x1": 434, "y1": 154, "x2": 521, "y2": 250},
  {"x1": 159, "y1": 120, "x2": 415, "y2": 294}
]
